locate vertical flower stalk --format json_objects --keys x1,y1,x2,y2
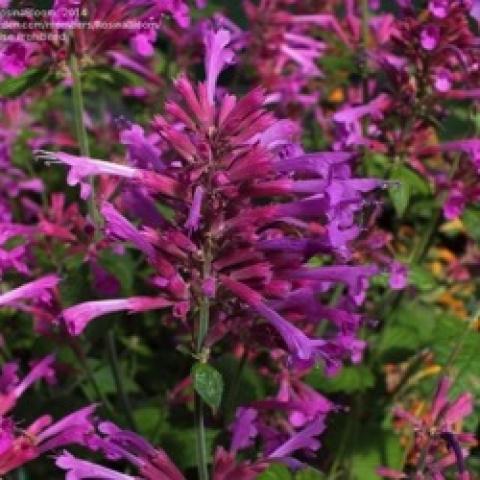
[
  {"x1": 69, "y1": 51, "x2": 101, "y2": 230},
  {"x1": 41, "y1": 22, "x2": 381, "y2": 477},
  {"x1": 195, "y1": 234, "x2": 212, "y2": 480}
]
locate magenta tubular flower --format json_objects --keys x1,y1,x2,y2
[
  {"x1": 62, "y1": 297, "x2": 173, "y2": 335},
  {"x1": 0, "y1": 404, "x2": 96, "y2": 475},
  {"x1": 0, "y1": 355, "x2": 55, "y2": 415},
  {"x1": 0, "y1": 275, "x2": 59, "y2": 308},
  {"x1": 36, "y1": 151, "x2": 182, "y2": 200},
  {"x1": 56, "y1": 453, "x2": 137, "y2": 480},
  {"x1": 57, "y1": 421, "x2": 185, "y2": 480}
]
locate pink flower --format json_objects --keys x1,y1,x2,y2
[
  {"x1": 0, "y1": 355, "x2": 55, "y2": 415},
  {"x1": 0, "y1": 275, "x2": 59, "y2": 308},
  {"x1": 36, "y1": 151, "x2": 182, "y2": 199},
  {"x1": 62, "y1": 297, "x2": 173, "y2": 335}
]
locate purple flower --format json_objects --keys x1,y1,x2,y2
[
  {"x1": 35, "y1": 405, "x2": 97, "y2": 453},
  {"x1": 0, "y1": 355, "x2": 55, "y2": 415},
  {"x1": 50, "y1": 0, "x2": 81, "y2": 29},
  {"x1": 389, "y1": 261, "x2": 408, "y2": 290},
  {"x1": 471, "y1": 0, "x2": 480, "y2": 21},
  {"x1": 434, "y1": 68, "x2": 453, "y2": 92},
  {"x1": 420, "y1": 24, "x2": 441, "y2": 51},
  {"x1": 101, "y1": 202, "x2": 156, "y2": 259},
  {"x1": 429, "y1": 0, "x2": 449, "y2": 18},
  {"x1": 61, "y1": 421, "x2": 187, "y2": 480},
  {"x1": 120, "y1": 123, "x2": 164, "y2": 170},
  {"x1": 0, "y1": 42, "x2": 32, "y2": 76},
  {"x1": 185, "y1": 186, "x2": 204, "y2": 232},
  {"x1": 221, "y1": 275, "x2": 331, "y2": 366},
  {"x1": 56, "y1": 452, "x2": 137, "y2": 480},
  {"x1": 333, "y1": 94, "x2": 391, "y2": 124},
  {"x1": 230, "y1": 408, "x2": 258, "y2": 452},
  {"x1": 204, "y1": 28, "x2": 235, "y2": 104},
  {"x1": 131, "y1": 31, "x2": 157, "y2": 57},
  {"x1": 268, "y1": 415, "x2": 325, "y2": 461},
  {"x1": 285, "y1": 265, "x2": 379, "y2": 305},
  {"x1": 443, "y1": 186, "x2": 466, "y2": 219},
  {"x1": 0, "y1": 275, "x2": 59, "y2": 308}
]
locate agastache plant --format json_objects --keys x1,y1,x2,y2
[
  {"x1": 38, "y1": 26, "x2": 381, "y2": 477},
  {"x1": 1, "y1": 0, "x2": 479, "y2": 478}
]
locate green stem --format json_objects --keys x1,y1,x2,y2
[
  {"x1": 69, "y1": 53, "x2": 101, "y2": 229},
  {"x1": 70, "y1": 338, "x2": 116, "y2": 416},
  {"x1": 194, "y1": 394, "x2": 209, "y2": 480},
  {"x1": 107, "y1": 331, "x2": 137, "y2": 431},
  {"x1": 195, "y1": 240, "x2": 212, "y2": 480}
]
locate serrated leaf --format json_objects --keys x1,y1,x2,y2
[
  {"x1": 0, "y1": 67, "x2": 50, "y2": 98},
  {"x1": 192, "y1": 362, "x2": 224, "y2": 411}
]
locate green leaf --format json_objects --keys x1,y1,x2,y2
[
  {"x1": 160, "y1": 427, "x2": 218, "y2": 469},
  {"x1": 258, "y1": 464, "x2": 293, "y2": 480},
  {"x1": 0, "y1": 68, "x2": 50, "y2": 98},
  {"x1": 388, "y1": 164, "x2": 430, "y2": 217},
  {"x1": 307, "y1": 365, "x2": 375, "y2": 394},
  {"x1": 98, "y1": 249, "x2": 136, "y2": 295},
  {"x1": 378, "y1": 301, "x2": 435, "y2": 360},
  {"x1": 81, "y1": 362, "x2": 139, "y2": 399},
  {"x1": 192, "y1": 362, "x2": 224, "y2": 411},
  {"x1": 133, "y1": 406, "x2": 166, "y2": 439},
  {"x1": 408, "y1": 265, "x2": 437, "y2": 291},
  {"x1": 462, "y1": 206, "x2": 480, "y2": 242},
  {"x1": 295, "y1": 468, "x2": 326, "y2": 479},
  {"x1": 350, "y1": 429, "x2": 403, "y2": 480}
]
